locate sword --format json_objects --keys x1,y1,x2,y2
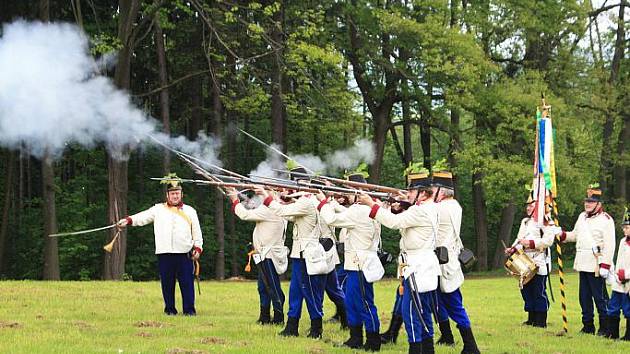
[
  {"x1": 49, "y1": 223, "x2": 117, "y2": 237},
  {"x1": 400, "y1": 253, "x2": 429, "y2": 332},
  {"x1": 248, "y1": 244, "x2": 282, "y2": 309},
  {"x1": 194, "y1": 260, "x2": 201, "y2": 295}
]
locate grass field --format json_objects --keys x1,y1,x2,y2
[{"x1": 0, "y1": 272, "x2": 628, "y2": 353}]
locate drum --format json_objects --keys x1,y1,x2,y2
[{"x1": 504, "y1": 248, "x2": 538, "y2": 289}]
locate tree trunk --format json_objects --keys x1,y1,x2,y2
[
  {"x1": 0, "y1": 151, "x2": 15, "y2": 274},
  {"x1": 369, "y1": 110, "x2": 389, "y2": 183},
  {"x1": 420, "y1": 115, "x2": 431, "y2": 170},
  {"x1": 104, "y1": 0, "x2": 140, "y2": 280},
  {"x1": 472, "y1": 171, "x2": 488, "y2": 271},
  {"x1": 492, "y1": 199, "x2": 516, "y2": 269},
  {"x1": 270, "y1": 0, "x2": 286, "y2": 149},
  {"x1": 42, "y1": 153, "x2": 60, "y2": 280},
  {"x1": 211, "y1": 64, "x2": 225, "y2": 280},
  {"x1": 154, "y1": 14, "x2": 171, "y2": 173},
  {"x1": 611, "y1": 1, "x2": 626, "y2": 202},
  {"x1": 601, "y1": 1, "x2": 625, "y2": 198},
  {"x1": 448, "y1": 108, "x2": 461, "y2": 197},
  {"x1": 189, "y1": 75, "x2": 203, "y2": 139}
]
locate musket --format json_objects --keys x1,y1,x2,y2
[
  {"x1": 151, "y1": 178, "x2": 392, "y2": 200},
  {"x1": 272, "y1": 168, "x2": 403, "y2": 195}
]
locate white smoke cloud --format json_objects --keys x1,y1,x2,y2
[
  {"x1": 325, "y1": 138, "x2": 375, "y2": 172},
  {"x1": 248, "y1": 139, "x2": 375, "y2": 178},
  {"x1": 0, "y1": 21, "x2": 220, "y2": 164}
]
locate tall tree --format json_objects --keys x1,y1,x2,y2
[
  {"x1": 104, "y1": 0, "x2": 142, "y2": 280},
  {"x1": 154, "y1": 11, "x2": 171, "y2": 173}
]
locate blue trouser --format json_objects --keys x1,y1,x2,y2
[
  {"x1": 607, "y1": 291, "x2": 630, "y2": 318},
  {"x1": 157, "y1": 253, "x2": 195, "y2": 315},
  {"x1": 579, "y1": 271, "x2": 609, "y2": 322},
  {"x1": 402, "y1": 278, "x2": 434, "y2": 343},
  {"x1": 520, "y1": 274, "x2": 549, "y2": 312},
  {"x1": 257, "y1": 258, "x2": 285, "y2": 311},
  {"x1": 436, "y1": 287, "x2": 471, "y2": 329},
  {"x1": 325, "y1": 267, "x2": 345, "y2": 304},
  {"x1": 287, "y1": 258, "x2": 325, "y2": 320},
  {"x1": 336, "y1": 264, "x2": 349, "y2": 292},
  {"x1": 391, "y1": 284, "x2": 404, "y2": 316},
  {"x1": 345, "y1": 270, "x2": 380, "y2": 333}
]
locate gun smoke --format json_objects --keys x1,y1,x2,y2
[{"x1": 0, "y1": 21, "x2": 220, "y2": 165}]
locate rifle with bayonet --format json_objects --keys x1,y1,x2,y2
[{"x1": 272, "y1": 168, "x2": 404, "y2": 195}]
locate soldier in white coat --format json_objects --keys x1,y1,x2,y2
[
  {"x1": 558, "y1": 185, "x2": 616, "y2": 335},
  {"x1": 257, "y1": 166, "x2": 326, "y2": 339},
  {"x1": 504, "y1": 193, "x2": 555, "y2": 327},
  {"x1": 604, "y1": 208, "x2": 630, "y2": 340},
  {"x1": 358, "y1": 172, "x2": 440, "y2": 354},
  {"x1": 431, "y1": 171, "x2": 480, "y2": 354},
  {"x1": 316, "y1": 172, "x2": 383, "y2": 351},
  {"x1": 227, "y1": 189, "x2": 288, "y2": 325},
  {"x1": 117, "y1": 175, "x2": 203, "y2": 316}
]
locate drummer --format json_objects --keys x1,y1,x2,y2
[{"x1": 504, "y1": 192, "x2": 556, "y2": 327}]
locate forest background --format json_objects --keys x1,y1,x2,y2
[{"x1": 0, "y1": 0, "x2": 627, "y2": 281}]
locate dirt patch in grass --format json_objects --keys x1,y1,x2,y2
[
  {"x1": 0, "y1": 321, "x2": 21, "y2": 329},
  {"x1": 72, "y1": 321, "x2": 93, "y2": 329},
  {"x1": 200, "y1": 337, "x2": 226, "y2": 345},
  {"x1": 165, "y1": 348, "x2": 207, "y2": 354},
  {"x1": 135, "y1": 320, "x2": 168, "y2": 328},
  {"x1": 136, "y1": 331, "x2": 153, "y2": 337}
]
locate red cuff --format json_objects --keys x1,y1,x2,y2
[
  {"x1": 125, "y1": 216, "x2": 132, "y2": 226},
  {"x1": 369, "y1": 204, "x2": 380, "y2": 219},
  {"x1": 618, "y1": 269, "x2": 626, "y2": 281},
  {"x1": 263, "y1": 195, "x2": 274, "y2": 207},
  {"x1": 317, "y1": 198, "x2": 328, "y2": 211},
  {"x1": 599, "y1": 263, "x2": 610, "y2": 270},
  {"x1": 231, "y1": 199, "x2": 239, "y2": 213},
  {"x1": 559, "y1": 231, "x2": 567, "y2": 242},
  {"x1": 528, "y1": 240, "x2": 535, "y2": 249},
  {"x1": 193, "y1": 246, "x2": 202, "y2": 255}
]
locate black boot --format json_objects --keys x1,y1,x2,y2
[
  {"x1": 622, "y1": 318, "x2": 630, "y2": 341},
  {"x1": 279, "y1": 317, "x2": 299, "y2": 337},
  {"x1": 257, "y1": 306, "x2": 271, "y2": 325},
  {"x1": 597, "y1": 315, "x2": 608, "y2": 336},
  {"x1": 421, "y1": 337, "x2": 435, "y2": 354},
  {"x1": 380, "y1": 314, "x2": 404, "y2": 344},
  {"x1": 436, "y1": 320, "x2": 455, "y2": 345},
  {"x1": 335, "y1": 301, "x2": 349, "y2": 329},
  {"x1": 523, "y1": 312, "x2": 534, "y2": 326},
  {"x1": 363, "y1": 331, "x2": 381, "y2": 352},
  {"x1": 532, "y1": 312, "x2": 547, "y2": 328},
  {"x1": 458, "y1": 325, "x2": 481, "y2": 354},
  {"x1": 343, "y1": 325, "x2": 363, "y2": 349},
  {"x1": 272, "y1": 309, "x2": 284, "y2": 325},
  {"x1": 307, "y1": 318, "x2": 323, "y2": 339},
  {"x1": 408, "y1": 342, "x2": 422, "y2": 354},
  {"x1": 580, "y1": 320, "x2": 595, "y2": 334},
  {"x1": 607, "y1": 317, "x2": 620, "y2": 339}
]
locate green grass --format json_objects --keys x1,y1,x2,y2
[{"x1": 0, "y1": 272, "x2": 627, "y2": 353}]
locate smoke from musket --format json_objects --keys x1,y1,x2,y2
[
  {"x1": 248, "y1": 138, "x2": 375, "y2": 177},
  {"x1": 0, "y1": 21, "x2": 220, "y2": 165}
]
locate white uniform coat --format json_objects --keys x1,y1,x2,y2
[
  {"x1": 129, "y1": 203, "x2": 203, "y2": 254},
  {"x1": 319, "y1": 202, "x2": 381, "y2": 271},
  {"x1": 511, "y1": 218, "x2": 555, "y2": 275},
  {"x1": 563, "y1": 211, "x2": 616, "y2": 272},
  {"x1": 435, "y1": 199, "x2": 464, "y2": 293},
  {"x1": 370, "y1": 202, "x2": 440, "y2": 292}
]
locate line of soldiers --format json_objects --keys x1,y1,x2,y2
[
  {"x1": 112, "y1": 169, "x2": 630, "y2": 353},
  {"x1": 227, "y1": 164, "x2": 481, "y2": 354}
]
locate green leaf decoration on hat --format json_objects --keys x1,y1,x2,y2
[
  {"x1": 403, "y1": 161, "x2": 429, "y2": 177},
  {"x1": 286, "y1": 159, "x2": 300, "y2": 170},
  {"x1": 160, "y1": 172, "x2": 181, "y2": 185},
  {"x1": 432, "y1": 158, "x2": 449, "y2": 172},
  {"x1": 345, "y1": 162, "x2": 370, "y2": 179},
  {"x1": 588, "y1": 183, "x2": 600, "y2": 189}
]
